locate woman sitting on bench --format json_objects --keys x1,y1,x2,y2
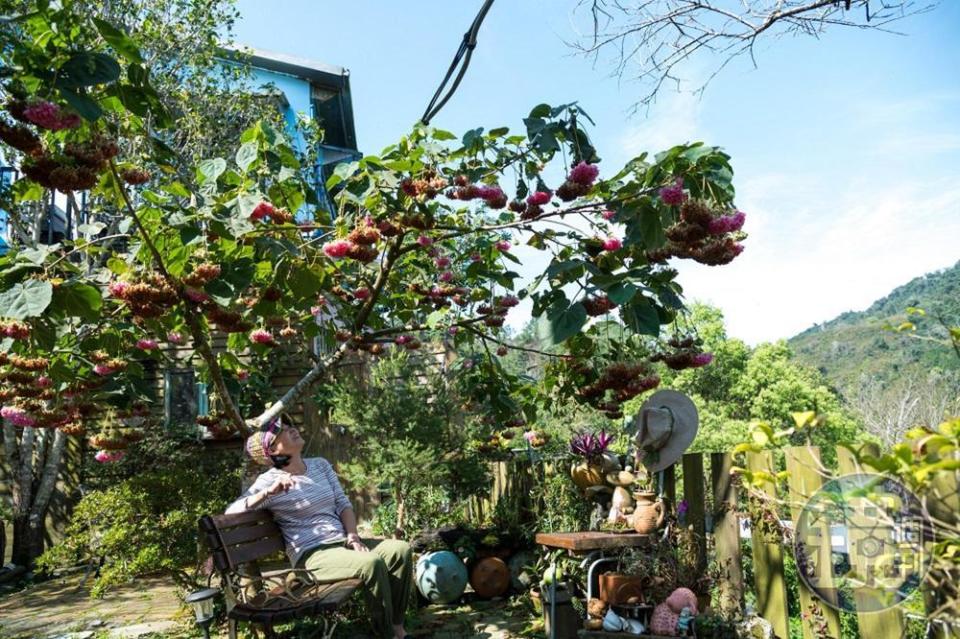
[{"x1": 227, "y1": 419, "x2": 414, "y2": 639}]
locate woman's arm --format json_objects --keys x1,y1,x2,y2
[{"x1": 224, "y1": 473, "x2": 294, "y2": 514}]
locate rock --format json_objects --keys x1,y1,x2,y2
[
  {"x1": 738, "y1": 614, "x2": 776, "y2": 639},
  {"x1": 108, "y1": 621, "x2": 180, "y2": 638}
]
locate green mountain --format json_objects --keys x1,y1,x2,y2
[{"x1": 789, "y1": 261, "x2": 960, "y2": 397}]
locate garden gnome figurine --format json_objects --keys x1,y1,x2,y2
[
  {"x1": 606, "y1": 468, "x2": 637, "y2": 523},
  {"x1": 677, "y1": 607, "x2": 694, "y2": 635}
]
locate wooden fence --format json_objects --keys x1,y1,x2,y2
[{"x1": 475, "y1": 446, "x2": 959, "y2": 639}]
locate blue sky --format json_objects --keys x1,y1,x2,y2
[{"x1": 234, "y1": 1, "x2": 960, "y2": 344}]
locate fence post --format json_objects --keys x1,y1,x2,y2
[
  {"x1": 785, "y1": 446, "x2": 843, "y2": 639},
  {"x1": 711, "y1": 452, "x2": 744, "y2": 617},
  {"x1": 681, "y1": 453, "x2": 707, "y2": 574},
  {"x1": 921, "y1": 448, "x2": 960, "y2": 639},
  {"x1": 745, "y1": 450, "x2": 790, "y2": 639},
  {"x1": 835, "y1": 444, "x2": 907, "y2": 639}
]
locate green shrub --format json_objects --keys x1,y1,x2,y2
[{"x1": 38, "y1": 430, "x2": 241, "y2": 597}]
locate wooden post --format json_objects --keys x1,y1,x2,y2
[
  {"x1": 785, "y1": 446, "x2": 842, "y2": 639},
  {"x1": 681, "y1": 453, "x2": 707, "y2": 574},
  {"x1": 745, "y1": 450, "x2": 790, "y2": 639},
  {"x1": 710, "y1": 452, "x2": 744, "y2": 617},
  {"x1": 835, "y1": 445, "x2": 907, "y2": 639},
  {"x1": 920, "y1": 447, "x2": 960, "y2": 639},
  {"x1": 661, "y1": 463, "x2": 677, "y2": 506}
]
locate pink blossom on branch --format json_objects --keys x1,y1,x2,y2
[
  {"x1": 167, "y1": 332, "x2": 184, "y2": 344},
  {"x1": 417, "y1": 235, "x2": 434, "y2": 247},
  {"x1": 23, "y1": 101, "x2": 81, "y2": 131},
  {"x1": 495, "y1": 240, "x2": 512, "y2": 251},
  {"x1": 249, "y1": 329, "x2": 276, "y2": 346},
  {"x1": 95, "y1": 450, "x2": 125, "y2": 463},
  {"x1": 1, "y1": 406, "x2": 35, "y2": 427},
  {"x1": 568, "y1": 161, "x2": 600, "y2": 186},
  {"x1": 323, "y1": 239, "x2": 354, "y2": 259},
  {"x1": 434, "y1": 256, "x2": 452, "y2": 269},
  {"x1": 707, "y1": 210, "x2": 746, "y2": 235},
  {"x1": 602, "y1": 210, "x2": 616, "y2": 221},
  {"x1": 659, "y1": 177, "x2": 687, "y2": 206},
  {"x1": 691, "y1": 352, "x2": 714, "y2": 367},
  {"x1": 438, "y1": 271, "x2": 454, "y2": 283},
  {"x1": 136, "y1": 338, "x2": 158, "y2": 351},
  {"x1": 601, "y1": 237, "x2": 623, "y2": 252},
  {"x1": 526, "y1": 191, "x2": 551, "y2": 206}
]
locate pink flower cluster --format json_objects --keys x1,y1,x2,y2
[
  {"x1": 435, "y1": 256, "x2": 451, "y2": 269},
  {"x1": 439, "y1": 271, "x2": 454, "y2": 283},
  {"x1": 184, "y1": 287, "x2": 209, "y2": 304},
  {"x1": 476, "y1": 185, "x2": 505, "y2": 203},
  {"x1": 526, "y1": 191, "x2": 551, "y2": 206},
  {"x1": 1, "y1": 406, "x2": 35, "y2": 427},
  {"x1": 108, "y1": 281, "x2": 130, "y2": 297},
  {"x1": 95, "y1": 450, "x2": 125, "y2": 463},
  {"x1": 417, "y1": 235, "x2": 434, "y2": 247},
  {"x1": 495, "y1": 240, "x2": 511, "y2": 251},
  {"x1": 498, "y1": 295, "x2": 520, "y2": 308},
  {"x1": 237, "y1": 369, "x2": 250, "y2": 381},
  {"x1": 136, "y1": 338, "x2": 158, "y2": 351},
  {"x1": 323, "y1": 239, "x2": 353, "y2": 258},
  {"x1": 601, "y1": 237, "x2": 623, "y2": 252},
  {"x1": 36, "y1": 376, "x2": 52, "y2": 388},
  {"x1": 250, "y1": 328, "x2": 276, "y2": 346},
  {"x1": 706, "y1": 211, "x2": 746, "y2": 235},
  {"x1": 94, "y1": 363, "x2": 120, "y2": 376},
  {"x1": 602, "y1": 210, "x2": 616, "y2": 221},
  {"x1": 167, "y1": 332, "x2": 184, "y2": 344},
  {"x1": 394, "y1": 335, "x2": 413, "y2": 345},
  {"x1": 568, "y1": 162, "x2": 600, "y2": 186},
  {"x1": 250, "y1": 202, "x2": 275, "y2": 221},
  {"x1": 354, "y1": 287, "x2": 371, "y2": 300},
  {"x1": 691, "y1": 353, "x2": 714, "y2": 367},
  {"x1": 659, "y1": 178, "x2": 687, "y2": 206},
  {"x1": 1, "y1": 321, "x2": 31, "y2": 339},
  {"x1": 23, "y1": 101, "x2": 81, "y2": 131}
]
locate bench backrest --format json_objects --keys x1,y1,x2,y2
[{"x1": 199, "y1": 510, "x2": 285, "y2": 573}]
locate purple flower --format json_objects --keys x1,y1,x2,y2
[
  {"x1": 659, "y1": 178, "x2": 687, "y2": 206},
  {"x1": 691, "y1": 352, "x2": 714, "y2": 367},
  {"x1": 570, "y1": 429, "x2": 614, "y2": 462}
]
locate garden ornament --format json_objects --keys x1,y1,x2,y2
[
  {"x1": 602, "y1": 608, "x2": 645, "y2": 634},
  {"x1": 650, "y1": 587, "x2": 699, "y2": 635},
  {"x1": 415, "y1": 551, "x2": 468, "y2": 604},
  {"x1": 606, "y1": 469, "x2": 637, "y2": 523},
  {"x1": 633, "y1": 390, "x2": 699, "y2": 472},
  {"x1": 677, "y1": 606, "x2": 694, "y2": 634}
]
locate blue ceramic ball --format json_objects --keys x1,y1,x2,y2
[{"x1": 415, "y1": 551, "x2": 468, "y2": 604}]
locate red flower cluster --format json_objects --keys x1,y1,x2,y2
[
  {"x1": 1, "y1": 321, "x2": 31, "y2": 340},
  {"x1": 651, "y1": 336, "x2": 714, "y2": 370},
  {"x1": 576, "y1": 361, "x2": 661, "y2": 416},
  {"x1": 20, "y1": 100, "x2": 81, "y2": 131},
  {"x1": 446, "y1": 177, "x2": 509, "y2": 209},
  {"x1": 120, "y1": 168, "x2": 151, "y2": 185},
  {"x1": 400, "y1": 171, "x2": 448, "y2": 200},
  {"x1": 182, "y1": 262, "x2": 221, "y2": 288},
  {"x1": 108, "y1": 274, "x2": 178, "y2": 318},
  {"x1": 20, "y1": 135, "x2": 119, "y2": 192},
  {"x1": 650, "y1": 201, "x2": 747, "y2": 266},
  {"x1": 583, "y1": 295, "x2": 617, "y2": 316}
]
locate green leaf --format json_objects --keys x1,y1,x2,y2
[
  {"x1": 545, "y1": 303, "x2": 587, "y2": 344},
  {"x1": 0, "y1": 279, "x2": 53, "y2": 319},
  {"x1": 17, "y1": 245, "x2": 57, "y2": 265},
  {"x1": 198, "y1": 158, "x2": 227, "y2": 185},
  {"x1": 236, "y1": 141, "x2": 258, "y2": 172},
  {"x1": 286, "y1": 265, "x2": 323, "y2": 300},
  {"x1": 426, "y1": 308, "x2": 448, "y2": 329},
  {"x1": 50, "y1": 283, "x2": 102, "y2": 321},
  {"x1": 57, "y1": 52, "x2": 121, "y2": 88},
  {"x1": 92, "y1": 18, "x2": 144, "y2": 63},
  {"x1": 431, "y1": 129, "x2": 457, "y2": 141},
  {"x1": 607, "y1": 283, "x2": 637, "y2": 305},
  {"x1": 58, "y1": 87, "x2": 102, "y2": 121},
  {"x1": 622, "y1": 298, "x2": 660, "y2": 336}
]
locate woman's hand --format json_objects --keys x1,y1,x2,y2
[
  {"x1": 346, "y1": 533, "x2": 368, "y2": 553},
  {"x1": 264, "y1": 474, "x2": 296, "y2": 497}
]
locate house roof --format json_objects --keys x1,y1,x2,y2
[{"x1": 222, "y1": 45, "x2": 350, "y2": 90}]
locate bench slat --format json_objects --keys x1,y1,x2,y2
[
  {"x1": 218, "y1": 519, "x2": 282, "y2": 546},
  {"x1": 225, "y1": 536, "x2": 286, "y2": 567}
]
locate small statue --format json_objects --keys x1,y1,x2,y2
[
  {"x1": 650, "y1": 587, "x2": 699, "y2": 636},
  {"x1": 677, "y1": 606, "x2": 694, "y2": 635},
  {"x1": 606, "y1": 468, "x2": 637, "y2": 524}
]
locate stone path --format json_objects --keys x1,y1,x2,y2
[
  {"x1": 0, "y1": 574, "x2": 538, "y2": 638},
  {"x1": 0, "y1": 574, "x2": 185, "y2": 639}
]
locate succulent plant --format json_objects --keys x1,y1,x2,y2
[{"x1": 569, "y1": 429, "x2": 614, "y2": 462}]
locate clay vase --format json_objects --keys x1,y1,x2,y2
[{"x1": 632, "y1": 491, "x2": 666, "y2": 535}]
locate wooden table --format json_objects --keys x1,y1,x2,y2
[
  {"x1": 535, "y1": 531, "x2": 652, "y2": 554},
  {"x1": 535, "y1": 532, "x2": 655, "y2": 639}
]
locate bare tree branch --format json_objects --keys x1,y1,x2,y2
[{"x1": 570, "y1": 0, "x2": 939, "y2": 110}]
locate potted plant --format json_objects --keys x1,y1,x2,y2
[
  {"x1": 569, "y1": 430, "x2": 618, "y2": 490},
  {"x1": 692, "y1": 612, "x2": 738, "y2": 639}
]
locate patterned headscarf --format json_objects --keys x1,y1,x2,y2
[{"x1": 244, "y1": 418, "x2": 284, "y2": 466}]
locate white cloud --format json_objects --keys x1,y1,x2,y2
[
  {"x1": 675, "y1": 174, "x2": 960, "y2": 345},
  {"x1": 618, "y1": 90, "x2": 704, "y2": 160}
]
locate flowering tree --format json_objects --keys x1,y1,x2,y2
[{"x1": 0, "y1": 1, "x2": 747, "y2": 566}]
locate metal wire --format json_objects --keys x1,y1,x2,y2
[{"x1": 420, "y1": 0, "x2": 496, "y2": 125}]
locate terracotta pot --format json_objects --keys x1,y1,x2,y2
[
  {"x1": 469, "y1": 557, "x2": 510, "y2": 599},
  {"x1": 632, "y1": 491, "x2": 666, "y2": 534},
  {"x1": 598, "y1": 573, "x2": 647, "y2": 605}
]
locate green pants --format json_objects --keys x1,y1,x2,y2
[{"x1": 301, "y1": 539, "x2": 413, "y2": 639}]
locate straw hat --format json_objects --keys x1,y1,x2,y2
[{"x1": 632, "y1": 390, "x2": 699, "y2": 472}]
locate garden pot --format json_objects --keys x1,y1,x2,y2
[
  {"x1": 632, "y1": 491, "x2": 666, "y2": 534},
  {"x1": 571, "y1": 453, "x2": 619, "y2": 490},
  {"x1": 598, "y1": 573, "x2": 647, "y2": 605}
]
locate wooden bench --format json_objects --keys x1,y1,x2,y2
[{"x1": 199, "y1": 510, "x2": 361, "y2": 638}]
